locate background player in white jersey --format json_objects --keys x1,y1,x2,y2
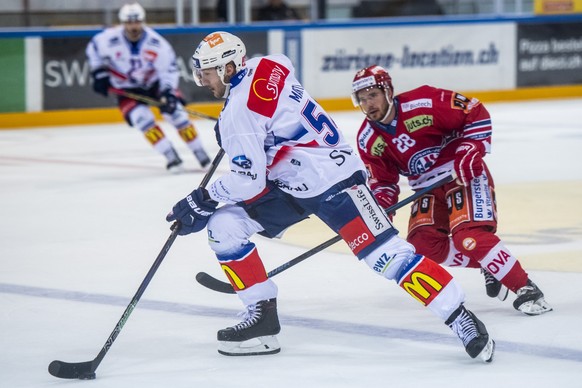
[
  {"x1": 166, "y1": 31, "x2": 495, "y2": 362},
  {"x1": 351, "y1": 65, "x2": 552, "y2": 316},
  {"x1": 85, "y1": 2, "x2": 210, "y2": 171}
]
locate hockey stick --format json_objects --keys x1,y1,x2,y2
[
  {"x1": 108, "y1": 87, "x2": 219, "y2": 122},
  {"x1": 48, "y1": 148, "x2": 225, "y2": 380},
  {"x1": 196, "y1": 173, "x2": 455, "y2": 294}
]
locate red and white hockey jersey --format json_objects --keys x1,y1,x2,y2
[{"x1": 356, "y1": 85, "x2": 492, "y2": 201}]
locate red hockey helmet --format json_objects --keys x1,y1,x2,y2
[{"x1": 351, "y1": 65, "x2": 393, "y2": 107}]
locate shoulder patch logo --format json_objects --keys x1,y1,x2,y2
[
  {"x1": 232, "y1": 155, "x2": 252, "y2": 169},
  {"x1": 247, "y1": 58, "x2": 290, "y2": 118},
  {"x1": 451, "y1": 92, "x2": 480, "y2": 113}
]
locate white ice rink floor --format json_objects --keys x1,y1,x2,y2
[{"x1": 1, "y1": 98, "x2": 582, "y2": 388}]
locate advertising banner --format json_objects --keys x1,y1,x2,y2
[
  {"x1": 517, "y1": 22, "x2": 582, "y2": 86},
  {"x1": 41, "y1": 30, "x2": 268, "y2": 111},
  {"x1": 0, "y1": 38, "x2": 25, "y2": 112},
  {"x1": 301, "y1": 23, "x2": 516, "y2": 99},
  {"x1": 534, "y1": 0, "x2": 582, "y2": 14}
]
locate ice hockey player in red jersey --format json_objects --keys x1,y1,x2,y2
[
  {"x1": 166, "y1": 31, "x2": 495, "y2": 362},
  {"x1": 86, "y1": 2, "x2": 210, "y2": 171},
  {"x1": 351, "y1": 64, "x2": 552, "y2": 316}
]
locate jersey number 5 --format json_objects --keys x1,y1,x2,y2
[{"x1": 302, "y1": 100, "x2": 340, "y2": 146}]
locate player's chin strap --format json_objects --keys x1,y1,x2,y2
[
  {"x1": 221, "y1": 84, "x2": 231, "y2": 99},
  {"x1": 195, "y1": 172, "x2": 457, "y2": 295},
  {"x1": 108, "y1": 87, "x2": 220, "y2": 122},
  {"x1": 380, "y1": 90, "x2": 394, "y2": 123}
]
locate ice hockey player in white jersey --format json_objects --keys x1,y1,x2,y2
[
  {"x1": 85, "y1": 2, "x2": 210, "y2": 171},
  {"x1": 166, "y1": 31, "x2": 495, "y2": 362}
]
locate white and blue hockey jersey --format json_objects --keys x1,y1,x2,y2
[
  {"x1": 86, "y1": 25, "x2": 179, "y2": 92},
  {"x1": 209, "y1": 54, "x2": 366, "y2": 204}
]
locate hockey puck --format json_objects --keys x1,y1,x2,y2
[{"x1": 79, "y1": 372, "x2": 96, "y2": 380}]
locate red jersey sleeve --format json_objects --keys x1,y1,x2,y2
[{"x1": 431, "y1": 87, "x2": 492, "y2": 154}]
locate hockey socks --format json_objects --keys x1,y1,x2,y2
[
  {"x1": 217, "y1": 243, "x2": 270, "y2": 292},
  {"x1": 479, "y1": 241, "x2": 528, "y2": 293},
  {"x1": 397, "y1": 254, "x2": 461, "y2": 320}
]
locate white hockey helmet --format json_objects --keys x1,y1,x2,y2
[
  {"x1": 191, "y1": 31, "x2": 246, "y2": 86},
  {"x1": 118, "y1": 2, "x2": 146, "y2": 23}
]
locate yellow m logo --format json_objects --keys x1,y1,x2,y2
[
  {"x1": 221, "y1": 264, "x2": 246, "y2": 290},
  {"x1": 402, "y1": 272, "x2": 443, "y2": 305}
]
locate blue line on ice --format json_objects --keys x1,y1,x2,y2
[{"x1": 2, "y1": 282, "x2": 580, "y2": 363}]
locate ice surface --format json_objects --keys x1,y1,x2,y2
[{"x1": 1, "y1": 99, "x2": 581, "y2": 387}]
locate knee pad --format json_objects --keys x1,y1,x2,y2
[
  {"x1": 407, "y1": 227, "x2": 450, "y2": 263},
  {"x1": 362, "y1": 236, "x2": 416, "y2": 281},
  {"x1": 452, "y1": 226, "x2": 500, "y2": 261},
  {"x1": 207, "y1": 205, "x2": 263, "y2": 256},
  {"x1": 164, "y1": 106, "x2": 189, "y2": 128},
  {"x1": 126, "y1": 104, "x2": 156, "y2": 131}
]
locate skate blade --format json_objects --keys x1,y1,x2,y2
[
  {"x1": 167, "y1": 164, "x2": 185, "y2": 174},
  {"x1": 218, "y1": 335, "x2": 281, "y2": 356},
  {"x1": 497, "y1": 285, "x2": 509, "y2": 301},
  {"x1": 478, "y1": 338, "x2": 495, "y2": 363},
  {"x1": 518, "y1": 298, "x2": 553, "y2": 316}
]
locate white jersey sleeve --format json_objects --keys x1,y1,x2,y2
[
  {"x1": 208, "y1": 54, "x2": 365, "y2": 204},
  {"x1": 85, "y1": 25, "x2": 179, "y2": 91}
]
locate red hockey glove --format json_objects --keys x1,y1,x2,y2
[
  {"x1": 454, "y1": 140, "x2": 485, "y2": 186},
  {"x1": 373, "y1": 185, "x2": 399, "y2": 220}
]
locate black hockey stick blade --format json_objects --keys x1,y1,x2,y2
[
  {"x1": 194, "y1": 173, "x2": 455, "y2": 295},
  {"x1": 48, "y1": 360, "x2": 96, "y2": 380},
  {"x1": 47, "y1": 150, "x2": 225, "y2": 380},
  {"x1": 196, "y1": 271, "x2": 236, "y2": 294},
  {"x1": 195, "y1": 235, "x2": 342, "y2": 294}
]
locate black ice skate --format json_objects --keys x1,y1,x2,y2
[
  {"x1": 164, "y1": 148, "x2": 184, "y2": 173},
  {"x1": 481, "y1": 268, "x2": 509, "y2": 301},
  {"x1": 446, "y1": 304, "x2": 495, "y2": 363},
  {"x1": 513, "y1": 280, "x2": 553, "y2": 316},
  {"x1": 217, "y1": 298, "x2": 281, "y2": 356},
  {"x1": 193, "y1": 148, "x2": 211, "y2": 168}
]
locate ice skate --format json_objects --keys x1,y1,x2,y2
[
  {"x1": 164, "y1": 148, "x2": 184, "y2": 173},
  {"x1": 481, "y1": 268, "x2": 509, "y2": 301},
  {"x1": 513, "y1": 280, "x2": 553, "y2": 316},
  {"x1": 193, "y1": 148, "x2": 211, "y2": 168},
  {"x1": 165, "y1": 156, "x2": 184, "y2": 173},
  {"x1": 446, "y1": 305, "x2": 495, "y2": 363},
  {"x1": 217, "y1": 298, "x2": 281, "y2": 356}
]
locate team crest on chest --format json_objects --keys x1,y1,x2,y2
[{"x1": 407, "y1": 147, "x2": 439, "y2": 175}]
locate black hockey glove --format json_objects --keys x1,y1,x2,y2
[
  {"x1": 159, "y1": 89, "x2": 178, "y2": 114},
  {"x1": 166, "y1": 188, "x2": 218, "y2": 235},
  {"x1": 91, "y1": 68, "x2": 111, "y2": 97}
]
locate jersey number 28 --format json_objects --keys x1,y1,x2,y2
[{"x1": 393, "y1": 134, "x2": 416, "y2": 153}]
